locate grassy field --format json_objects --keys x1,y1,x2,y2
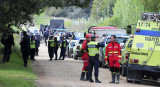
[{"x1": 0, "y1": 53, "x2": 37, "y2": 87}]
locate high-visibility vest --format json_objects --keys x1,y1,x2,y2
[
  {"x1": 60, "y1": 40, "x2": 66, "y2": 47},
  {"x1": 30, "y1": 40, "x2": 35, "y2": 49},
  {"x1": 87, "y1": 41, "x2": 99, "y2": 56},
  {"x1": 49, "y1": 40, "x2": 55, "y2": 47}
]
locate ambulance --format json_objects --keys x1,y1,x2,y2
[{"x1": 127, "y1": 12, "x2": 160, "y2": 83}]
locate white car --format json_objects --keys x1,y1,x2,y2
[{"x1": 72, "y1": 38, "x2": 85, "y2": 60}]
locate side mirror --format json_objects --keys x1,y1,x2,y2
[{"x1": 127, "y1": 25, "x2": 131, "y2": 34}]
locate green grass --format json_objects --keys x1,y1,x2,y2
[
  {"x1": 0, "y1": 53, "x2": 37, "y2": 87},
  {"x1": 34, "y1": 12, "x2": 51, "y2": 29}
]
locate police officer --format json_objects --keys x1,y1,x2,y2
[
  {"x1": 72, "y1": 32, "x2": 76, "y2": 40},
  {"x1": 35, "y1": 37, "x2": 40, "y2": 56},
  {"x1": 59, "y1": 37, "x2": 68, "y2": 60},
  {"x1": 80, "y1": 34, "x2": 92, "y2": 81},
  {"x1": 20, "y1": 31, "x2": 30, "y2": 67},
  {"x1": 44, "y1": 31, "x2": 49, "y2": 46},
  {"x1": 105, "y1": 35, "x2": 121, "y2": 84},
  {"x1": 1, "y1": 33, "x2": 15, "y2": 63},
  {"x1": 30, "y1": 36, "x2": 36, "y2": 61},
  {"x1": 87, "y1": 36, "x2": 104, "y2": 83},
  {"x1": 53, "y1": 37, "x2": 59, "y2": 60},
  {"x1": 48, "y1": 36, "x2": 55, "y2": 61}
]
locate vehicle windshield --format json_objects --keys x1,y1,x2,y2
[
  {"x1": 79, "y1": 40, "x2": 85, "y2": 44},
  {"x1": 106, "y1": 37, "x2": 128, "y2": 44}
]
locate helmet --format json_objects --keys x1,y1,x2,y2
[{"x1": 85, "y1": 34, "x2": 92, "y2": 38}]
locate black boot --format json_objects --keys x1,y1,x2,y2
[
  {"x1": 116, "y1": 73, "x2": 120, "y2": 84},
  {"x1": 80, "y1": 72, "x2": 86, "y2": 81},
  {"x1": 86, "y1": 72, "x2": 89, "y2": 80},
  {"x1": 109, "y1": 72, "x2": 115, "y2": 83},
  {"x1": 89, "y1": 76, "x2": 94, "y2": 82},
  {"x1": 95, "y1": 76, "x2": 101, "y2": 83}
]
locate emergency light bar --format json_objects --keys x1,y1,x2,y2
[{"x1": 141, "y1": 12, "x2": 160, "y2": 21}]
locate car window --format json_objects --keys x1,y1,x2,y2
[
  {"x1": 122, "y1": 43, "x2": 126, "y2": 49},
  {"x1": 128, "y1": 40, "x2": 133, "y2": 48},
  {"x1": 102, "y1": 37, "x2": 107, "y2": 43},
  {"x1": 136, "y1": 43, "x2": 144, "y2": 48},
  {"x1": 106, "y1": 37, "x2": 128, "y2": 44},
  {"x1": 79, "y1": 40, "x2": 85, "y2": 44}
]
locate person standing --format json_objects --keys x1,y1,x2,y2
[
  {"x1": 1, "y1": 33, "x2": 15, "y2": 63},
  {"x1": 30, "y1": 36, "x2": 36, "y2": 61},
  {"x1": 72, "y1": 32, "x2": 76, "y2": 40},
  {"x1": 105, "y1": 35, "x2": 121, "y2": 84},
  {"x1": 59, "y1": 37, "x2": 68, "y2": 60},
  {"x1": 44, "y1": 31, "x2": 49, "y2": 46},
  {"x1": 48, "y1": 36, "x2": 55, "y2": 61},
  {"x1": 20, "y1": 31, "x2": 30, "y2": 67},
  {"x1": 87, "y1": 36, "x2": 104, "y2": 83},
  {"x1": 80, "y1": 34, "x2": 92, "y2": 81},
  {"x1": 53, "y1": 37, "x2": 59, "y2": 60},
  {"x1": 35, "y1": 37, "x2": 40, "y2": 56}
]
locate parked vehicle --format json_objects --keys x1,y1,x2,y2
[
  {"x1": 121, "y1": 38, "x2": 133, "y2": 76},
  {"x1": 126, "y1": 12, "x2": 160, "y2": 83},
  {"x1": 73, "y1": 32, "x2": 84, "y2": 40},
  {"x1": 88, "y1": 26, "x2": 127, "y2": 42},
  {"x1": 66, "y1": 40, "x2": 78, "y2": 58},
  {"x1": 72, "y1": 38, "x2": 85, "y2": 60}
]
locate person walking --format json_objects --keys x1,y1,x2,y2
[
  {"x1": 59, "y1": 37, "x2": 68, "y2": 60},
  {"x1": 80, "y1": 34, "x2": 92, "y2": 81},
  {"x1": 105, "y1": 35, "x2": 121, "y2": 84},
  {"x1": 30, "y1": 36, "x2": 36, "y2": 61},
  {"x1": 87, "y1": 36, "x2": 104, "y2": 83},
  {"x1": 20, "y1": 31, "x2": 30, "y2": 67},
  {"x1": 1, "y1": 33, "x2": 15, "y2": 63}
]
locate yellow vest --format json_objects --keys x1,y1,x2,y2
[{"x1": 87, "y1": 41, "x2": 99, "y2": 56}]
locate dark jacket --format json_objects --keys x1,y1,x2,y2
[
  {"x1": 20, "y1": 35, "x2": 30, "y2": 54},
  {"x1": 1, "y1": 34, "x2": 15, "y2": 46},
  {"x1": 35, "y1": 39, "x2": 40, "y2": 48}
]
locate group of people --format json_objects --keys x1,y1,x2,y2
[
  {"x1": 80, "y1": 34, "x2": 121, "y2": 84},
  {"x1": 48, "y1": 36, "x2": 68, "y2": 60},
  {"x1": 20, "y1": 31, "x2": 40, "y2": 67},
  {"x1": 1, "y1": 31, "x2": 121, "y2": 84}
]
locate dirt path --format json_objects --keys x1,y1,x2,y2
[{"x1": 31, "y1": 43, "x2": 160, "y2": 87}]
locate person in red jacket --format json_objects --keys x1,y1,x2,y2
[
  {"x1": 105, "y1": 35, "x2": 121, "y2": 84},
  {"x1": 80, "y1": 34, "x2": 92, "y2": 81}
]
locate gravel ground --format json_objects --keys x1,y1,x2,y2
[{"x1": 31, "y1": 43, "x2": 160, "y2": 87}]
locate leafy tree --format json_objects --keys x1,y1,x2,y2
[
  {"x1": 0, "y1": 0, "x2": 91, "y2": 33},
  {"x1": 141, "y1": 0, "x2": 160, "y2": 12}
]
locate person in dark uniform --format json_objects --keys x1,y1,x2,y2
[
  {"x1": 53, "y1": 37, "x2": 59, "y2": 60},
  {"x1": 87, "y1": 36, "x2": 104, "y2": 83},
  {"x1": 48, "y1": 36, "x2": 55, "y2": 61},
  {"x1": 1, "y1": 33, "x2": 15, "y2": 63},
  {"x1": 59, "y1": 37, "x2": 68, "y2": 60},
  {"x1": 20, "y1": 31, "x2": 30, "y2": 67},
  {"x1": 35, "y1": 37, "x2": 40, "y2": 56},
  {"x1": 72, "y1": 32, "x2": 76, "y2": 40},
  {"x1": 44, "y1": 32, "x2": 49, "y2": 46},
  {"x1": 30, "y1": 36, "x2": 36, "y2": 61}
]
